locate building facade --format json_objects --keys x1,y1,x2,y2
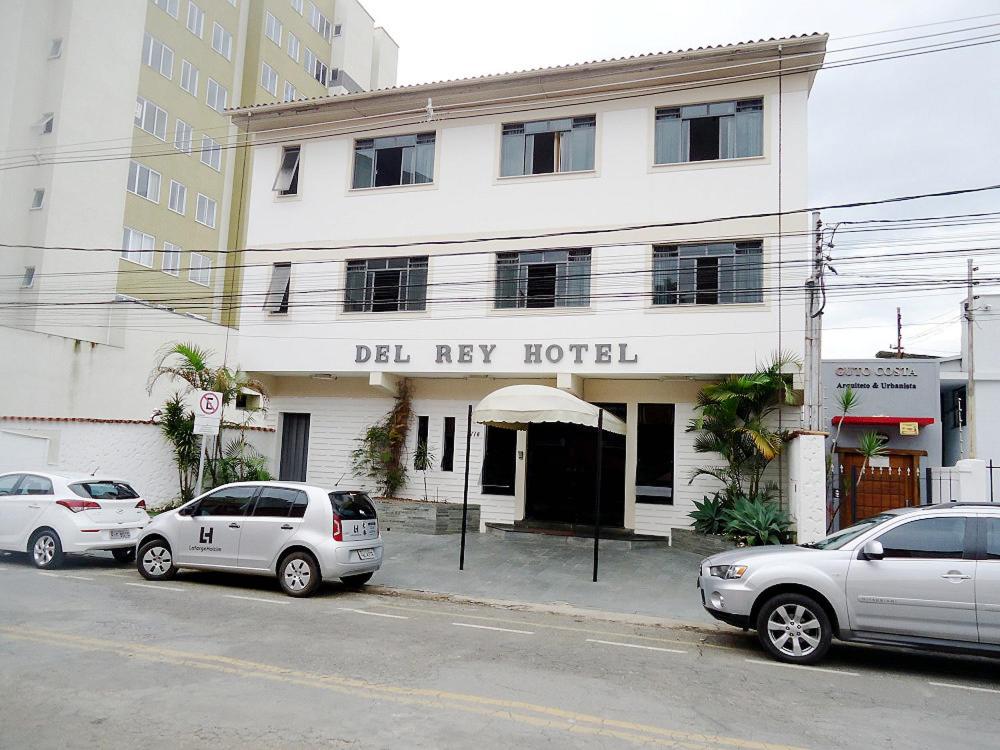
[{"x1": 232, "y1": 36, "x2": 827, "y2": 536}]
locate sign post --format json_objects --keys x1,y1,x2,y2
[{"x1": 192, "y1": 390, "x2": 223, "y2": 494}]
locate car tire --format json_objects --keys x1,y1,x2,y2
[
  {"x1": 112, "y1": 548, "x2": 136, "y2": 564},
  {"x1": 755, "y1": 593, "x2": 832, "y2": 665},
  {"x1": 29, "y1": 529, "x2": 64, "y2": 570},
  {"x1": 340, "y1": 572, "x2": 374, "y2": 588},
  {"x1": 137, "y1": 539, "x2": 177, "y2": 581},
  {"x1": 278, "y1": 551, "x2": 321, "y2": 597}
]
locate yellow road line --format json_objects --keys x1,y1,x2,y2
[{"x1": 0, "y1": 626, "x2": 805, "y2": 750}]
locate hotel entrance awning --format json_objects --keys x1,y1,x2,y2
[{"x1": 472, "y1": 385, "x2": 627, "y2": 435}]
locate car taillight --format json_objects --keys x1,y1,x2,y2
[
  {"x1": 135, "y1": 499, "x2": 146, "y2": 510},
  {"x1": 56, "y1": 499, "x2": 101, "y2": 513},
  {"x1": 332, "y1": 514, "x2": 343, "y2": 542}
]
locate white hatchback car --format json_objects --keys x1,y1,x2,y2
[
  {"x1": 0, "y1": 471, "x2": 150, "y2": 569},
  {"x1": 135, "y1": 482, "x2": 383, "y2": 597}
]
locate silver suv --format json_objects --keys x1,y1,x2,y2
[{"x1": 698, "y1": 504, "x2": 1000, "y2": 664}]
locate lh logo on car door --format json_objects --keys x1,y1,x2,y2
[{"x1": 199, "y1": 527, "x2": 214, "y2": 544}]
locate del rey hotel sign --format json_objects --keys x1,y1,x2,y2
[{"x1": 355, "y1": 342, "x2": 640, "y2": 366}]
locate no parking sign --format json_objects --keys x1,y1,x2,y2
[{"x1": 193, "y1": 390, "x2": 223, "y2": 436}]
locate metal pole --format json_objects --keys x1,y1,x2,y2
[
  {"x1": 592, "y1": 409, "x2": 603, "y2": 583},
  {"x1": 459, "y1": 404, "x2": 472, "y2": 571},
  {"x1": 196, "y1": 435, "x2": 207, "y2": 494},
  {"x1": 966, "y1": 259, "x2": 977, "y2": 458}
]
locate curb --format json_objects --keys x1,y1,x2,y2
[{"x1": 366, "y1": 584, "x2": 725, "y2": 635}]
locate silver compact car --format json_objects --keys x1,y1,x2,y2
[
  {"x1": 698, "y1": 504, "x2": 1000, "y2": 664},
  {"x1": 136, "y1": 483, "x2": 383, "y2": 597}
]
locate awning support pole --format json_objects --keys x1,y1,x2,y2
[
  {"x1": 592, "y1": 408, "x2": 603, "y2": 583},
  {"x1": 459, "y1": 403, "x2": 472, "y2": 571}
]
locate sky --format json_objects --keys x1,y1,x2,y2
[{"x1": 360, "y1": 0, "x2": 1000, "y2": 358}]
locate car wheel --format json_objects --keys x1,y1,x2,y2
[
  {"x1": 278, "y1": 551, "x2": 320, "y2": 597},
  {"x1": 137, "y1": 539, "x2": 177, "y2": 581},
  {"x1": 29, "y1": 529, "x2": 64, "y2": 569},
  {"x1": 755, "y1": 593, "x2": 832, "y2": 665},
  {"x1": 340, "y1": 572, "x2": 374, "y2": 588},
  {"x1": 111, "y1": 548, "x2": 136, "y2": 564}
]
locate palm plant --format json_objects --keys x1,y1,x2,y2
[
  {"x1": 158, "y1": 394, "x2": 199, "y2": 502},
  {"x1": 414, "y1": 441, "x2": 435, "y2": 502},
  {"x1": 854, "y1": 431, "x2": 888, "y2": 491},
  {"x1": 826, "y1": 386, "x2": 860, "y2": 531}
]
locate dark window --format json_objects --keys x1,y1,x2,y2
[
  {"x1": 273, "y1": 146, "x2": 300, "y2": 195},
  {"x1": 441, "y1": 416, "x2": 455, "y2": 472},
  {"x1": 344, "y1": 256, "x2": 428, "y2": 312},
  {"x1": 653, "y1": 241, "x2": 762, "y2": 305},
  {"x1": 252, "y1": 487, "x2": 308, "y2": 517},
  {"x1": 18, "y1": 475, "x2": 53, "y2": 495},
  {"x1": 0, "y1": 474, "x2": 23, "y2": 496},
  {"x1": 194, "y1": 486, "x2": 257, "y2": 516},
  {"x1": 352, "y1": 132, "x2": 435, "y2": 188},
  {"x1": 70, "y1": 482, "x2": 139, "y2": 500},
  {"x1": 876, "y1": 517, "x2": 967, "y2": 559},
  {"x1": 329, "y1": 491, "x2": 378, "y2": 519},
  {"x1": 985, "y1": 518, "x2": 1000, "y2": 560},
  {"x1": 636, "y1": 404, "x2": 675, "y2": 505},
  {"x1": 264, "y1": 262, "x2": 291, "y2": 313},
  {"x1": 495, "y1": 249, "x2": 590, "y2": 309},
  {"x1": 482, "y1": 425, "x2": 516, "y2": 495},
  {"x1": 655, "y1": 98, "x2": 763, "y2": 164},
  {"x1": 415, "y1": 415, "x2": 430, "y2": 470},
  {"x1": 501, "y1": 116, "x2": 595, "y2": 176}
]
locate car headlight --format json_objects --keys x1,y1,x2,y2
[{"x1": 709, "y1": 564, "x2": 748, "y2": 580}]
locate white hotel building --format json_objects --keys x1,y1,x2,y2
[{"x1": 233, "y1": 35, "x2": 828, "y2": 537}]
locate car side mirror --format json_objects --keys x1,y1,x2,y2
[
  {"x1": 178, "y1": 505, "x2": 194, "y2": 517},
  {"x1": 862, "y1": 540, "x2": 884, "y2": 561}
]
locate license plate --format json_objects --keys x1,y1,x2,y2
[
  {"x1": 356, "y1": 548, "x2": 376, "y2": 561},
  {"x1": 110, "y1": 529, "x2": 131, "y2": 540}
]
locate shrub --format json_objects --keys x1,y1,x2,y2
[
  {"x1": 723, "y1": 497, "x2": 791, "y2": 546},
  {"x1": 688, "y1": 494, "x2": 728, "y2": 535}
]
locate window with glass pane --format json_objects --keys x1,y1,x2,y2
[
  {"x1": 344, "y1": 256, "x2": 428, "y2": 312},
  {"x1": 500, "y1": 116, "x2": 595, "y2": 176},
  {"x1": 876, "y1": 517, "x2": 968, "y2": 559},
  {"x1": 653, "y1": 241, "x2": 762, "y2": 305},
  {"x1": 655, "y1": 98, "x2": 763, "y2": 164},
  {"x1": 352, "y1": 133, "x2": 435, "y2": 188},
  {"x1": 494, "y1": 249, "x2": 591, "y2": 309}
]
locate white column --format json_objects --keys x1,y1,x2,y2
[
  {"x1": 514, "y1": 430, "x2": 527, "y2": 522},
  {"x1": 787, "y1": 432, "x2": 827, "y2": 543},
  {"x1": 955, "y1": 458, "x2": 987, "y2": 502},
  {"x1": 623, "y1": 402, "x2": 638, "y2": 530}
]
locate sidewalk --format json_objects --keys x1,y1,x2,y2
[{"x1": 373, "y1": 529, "x2": 715, "y2": 626}]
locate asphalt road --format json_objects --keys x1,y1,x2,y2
[{"x1": 1, "y1": 552, "x2": 998, "y2": 750}]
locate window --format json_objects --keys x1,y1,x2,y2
[
  {"x1": 252, "y1": 487, "x2": 308, "y2": 517},
  {"x1": 212, "y1": 22, "x2": 232, "y2": 59},
  {"x1": 985, "y1": 518, "x2": 1000, "y2": 560},
  {"x1": 951, "y1": 387, "x2": 968, "y2": 429},
  {"x1": 126, "y1": 161, "x2": 161, "y2": 202},
  {"x1": 287, "y1": 31, "x2": 300, "y2": 62},
  {"x1": 135, "y1": 97, "x2": 167, "y2": 140},
  {"x1": 39, "y1": 112, "x2": 55, "y2": 134},
  {"x1": 482, "y1": 425, "x2": 516, "y2": 495},
  {"x1": 18, "y1": 475, "x2": 54, "y2": 495},
  {"x1": 441, "y1": 417, "x2": 455, "y2": 472},
  {"x1": 273, "y1": 145, "x2": 300, "y2": 194},
  {"x1": 352, "y1": 132, "x2": 435, "y2": 188},
  {"x1": 308, "y1": 2, "x2": 333, "y2": 41},
  {"x1": 186, "y1": 2, "x2": 205, "y2": 37},
  {"x1": 48, "y1": 38, "x2": 63, "y2": 59},
  {"x1": 876, "y1": 517, "x2": 968, "y2": 559},
  {"x1": 0, "y1": 474, "x2": 23, "y2": 495},
  {"x1": 260, "y1": 62, "x2": 278, "y2": 96},
  {"x1": 206, "y1": 78, "x2": 228, "y2": 112},
  {"x1": 653, "y1": 241, "x2": 763, "y2": 305},
  {"x1": 283, "y1": 81, "x2": 297, "y2": 102},
  {"x1": 21, "y1": 267, "x2": 36, "y2": 288},
  {"x1": 414, "y1": 416, "x2": 430, "y2": 470},
  {"x1": 122, "y1": 227, "x2": 155, "y2": 267},
  {"x1": 264, "y1": 11, "x2": 282, "y2": 44},
  {"x1": 195, "y1": 193, "x2": 217, "y2": 227},
  {"x1": 162, "y1": 242, "x2": 181, "y2": 275},
  {"x1": 303, "y1": 48, "x2": 329, "y2": 85},
  {"x1": 501, "y1": 116, "x2": 595, "y2": 176},
  {"x1": 168, "y1": 179, "x2": 187, "y2": 214},
  {"x1": 69, "y1": 481, "x2": 139, "y2": 500},
  {"x1": 333, "y1": 23, "x2": 342, "y2": 36},
  {"x1": 142, "y1": 33, "x2": 174, "y2": 79},
  {"x1": 494, "y1": 249, "x2": 591, "y2": 309},
  {"x1": 655, "y1": 98, "x2": 763, "y2": 164},
  {"x1": 174, "y1": 119, "x2": 193, "y2": 152},
  {"x1": 153, "y1": 0, "x2": 179, "y2": 18},
  {"x1": 291, "y1": 0, "x2": 303, "y2": 13},
  {"x1": 344, "y1": 256, "x2": 428, "y2": 312},
  {"x1": 329, "y1": 491, "x2": 377, "y2": 520},
  {"x1": 264, "y1": 262, "x2": 292, "y2": 313},
  {"x1": 636, "y1": 404, "x2": 675, "y2": 504},
  {"x1": 200, "y1": 135, "x2": 222, "y2": 171},
  {"x1": 30, "y1": 188, "x2": 45, "y2": 210},
  {"x1": 180, "y1": 59, "x2": 199, "y2": 96},
  {"x1": 194, "y1": 486, "x2": 256, "y2": 516},
  {"x1": 189, "y1": 252, "x2": 212, "y2": 285}
]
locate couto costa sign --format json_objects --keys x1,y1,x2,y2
[
  {"x1": 834, "y1": 365, "x2": 919, "y2": 377},
  {"x1": 354, "y1": 342, "x2": 640, "y2": 366}
]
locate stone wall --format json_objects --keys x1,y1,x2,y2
[
  {"x1": 375, "y1": 498, "x2": 481, "y2": 535},
  {"x1": 670, "y1": 527, "x2": 738, "y2": 556}
]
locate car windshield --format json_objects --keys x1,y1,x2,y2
[
  {"x1": 70, "y1": 481, "x2": 139, "y2": 500},
  {"x1": 802, "y1": 514, "x2": 896, "y2": 550},
  {"x1": 329, "y1": 491, "x2": 377, "y2": 520}
]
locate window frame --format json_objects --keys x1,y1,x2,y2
[
  {"x1": 874, "y1": 516, "x2": 975, "y2": 560},
  {"x1": 195, "y1": 193, "x2": 217, "y2": 228},
  {"x1": 180, "y1": 59, "x2": 199, "y2": 96},
  {"x1": 283, "y1": 81, "x2": 297, "y2": 102},
  {"x1": 273, "y1": 145, "x2": 301, "y2": 195},
  {"x1": 121, "y1": 226, "x2": 155, "y2": 268},
  {"x1": 135, "y1": 97, "x2": 167, "y2": 141},
  {"x1": 189, "y1": 252, "x2": 212, "y2": 286},
  {"x1": 142, "y1": 32, "x2": 174, "y2": 79},
  {"x1": 264, "y1": 11, "x2": 282, "y2": 45},
  {"x1": 30, "y1": 188, "x2": 45, "y2": 210},
  {"x1": 260, "y1": 62, "x2": 279, "y2": 97},
  {"x1": 126, "y1": 160, "x2": 162, "y2": 203},
  {"x1": 174, "y1": 119, "x2": 193, "y2": 152},
  {"x1": 264, "y1": 262, "x2": 292, "y2": 313},
  {"x1": 499, "y1": 115, "x2": 597, "y2": 178},
  {"x1": 287, "y1": 31, "x2": 300, "y2": 62},
  {"x1": 652, "y1": 241, "x2": 764, "y2": 307},
  {"x1": 343, "y1": 256, "x2": 429, "y2": 313},
  {"x1": 206, "y1": 78, "x2": 228, "y2": 113},
  {"x1": 162, "y1": 242, "x2": 181, "y2": 276},
  {"x1": 153, "y1": 0, "x2": 179, "y2": 19},
  {"x1": 211, "y1": 22, "x2": 233, "y2": 60},
  {"x1": 653, "y1": 97, "x2": 765, "y2": 166},
  {"x1": 200, "y1": 135, "x2": 222, "y2": 171},
  {"x1": 192, "y1": 486, "x2": 257, "y2": 517},
  {"x1": 167, "y1": 179, "x2": 187, "y2": 215},
  {"x1": 48, "y1": 38, "x2": 63, "y2": 59},
  {"x1": 186, "y1": 2, "x2": 205, "y2": 38},
  {"x1": 351, "y1": 132, "x2": 436, "y2": 190},
  {"x1": 493, "y1": 248, "x2": 592, "y2": 310}
]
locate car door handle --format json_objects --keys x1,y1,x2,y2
[
  {"x1": 941, "y1": 573, "x2": 971, "y2": 580},
  {"x1": 27, "y1": 504, "x2": 41, "y2": 509},
  {"x1": 280, "y1": 524, "x2": 294, "y2": 530},
  {"x1": 229, "y1": 522, "x2": 241, "y2": 529}
]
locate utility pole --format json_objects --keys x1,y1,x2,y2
[
  {"x1": 804, "y1": 211, "x2": 825, "y2": 431},
  {"x1": 894, "y1": 307, "x2": 904, "y2": 358},
  {"x1": 965, "y1": 258, "x2": 978, "y2": 458}
]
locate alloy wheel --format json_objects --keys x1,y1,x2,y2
[
  {"x1": 142, "y1": 546, "x2": 172, "y2": 576},
  {"x1": 766, "y1": 603, "x2": 822, "y2": 658},
  {"x1": 284, "y1": 559, "x2": 311, "y2": 591},
  {"x1": 33, "y1": 535, "x2": 56, "y2": 566}
]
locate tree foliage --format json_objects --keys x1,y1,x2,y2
[{"x1": 351, "y1": 380, "x2": 413, "y2": 497}]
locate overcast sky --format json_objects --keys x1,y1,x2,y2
[{"x1": 362, "y1": 0, "x2": 1000, "y2": 358}]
